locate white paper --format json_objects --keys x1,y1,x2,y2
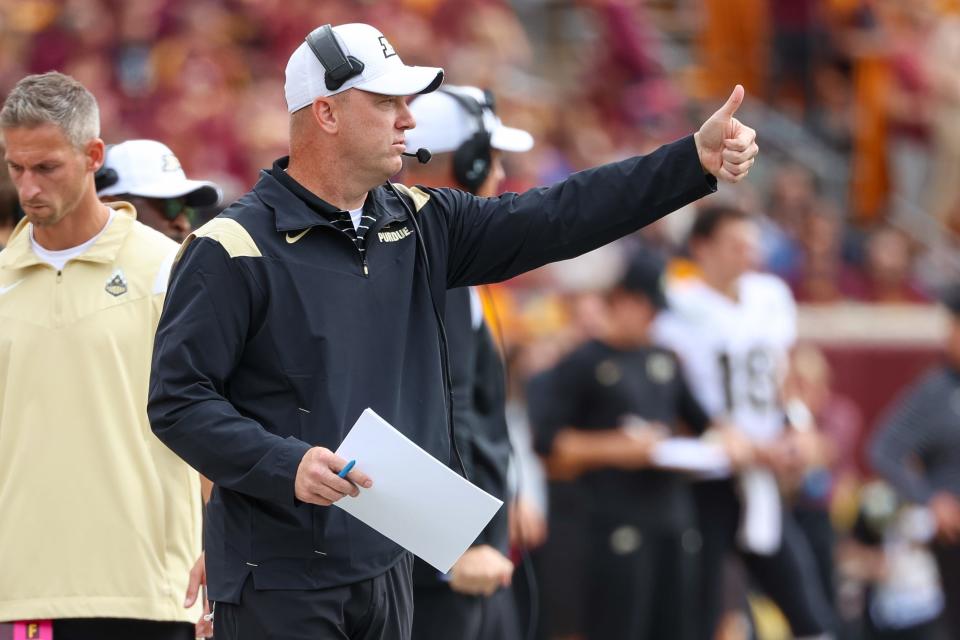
[
  {"x1": 651, "y1": 438, "x2": 731, "y2": 475},
  {"x1": 333, "y1": 408, "x2": 503, "y2": 573}
]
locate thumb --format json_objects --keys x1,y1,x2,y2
[
  {"x1": 714, "y1": 84, "x2": 745, "y2": 120},
  {"x1": 184, "y1": 567, "x2": 202, "y2": 607}
]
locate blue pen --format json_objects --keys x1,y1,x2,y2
[{"x1": 338, "y1": 459, "x2": 356, "y2": 478}]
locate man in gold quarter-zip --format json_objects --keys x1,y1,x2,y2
[{"x1": 0, "y1": 72, "x2": 203, "y2": 640}]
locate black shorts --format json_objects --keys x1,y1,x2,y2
[{"x1": 49, "y1": 619, "x2": 193, "y2": 640}]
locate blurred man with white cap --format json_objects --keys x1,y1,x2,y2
[
  {"x1": 403, "y1": 86, "x2": 532, "y2": 640},
  {"x1": 403, "y1": 86, "x2": 533, "y2": 197},
  {"x1": 148, "y1": 20, "x2": 757, "y2": 640},
  {"x1": 97, "y1": 139, "x2": 222, "y2": 243}
]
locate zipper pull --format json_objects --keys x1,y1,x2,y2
[{"x1": 363, "y1": 259, "x2": 369, "y2": 276}]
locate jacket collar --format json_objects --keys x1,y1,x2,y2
[
  {"x1": 0, "y1": 202, "x2": 137, "y2": 270},
  {"x1": 255, "y1": 157, "x2": 400, "y2": 233}
]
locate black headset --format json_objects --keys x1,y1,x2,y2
[
  {"x1": 94, "y1": 144, "x2": 118, "y2": 192},
  {"x1": 304, "y1": 24, "x2": 365, "y2": 92},
  {"x1": 438, "y1": 87, "x2": 495, "y2": 192}
]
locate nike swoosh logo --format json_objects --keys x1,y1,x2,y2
[
  {"x1": 0, "y1": 279, "x2": 23, "y2": 295},
  {"x1": 286, "y1": 229, "x2": 311, "y2": 244}
]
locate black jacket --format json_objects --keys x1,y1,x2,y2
[
  {"x1": 147, "y1": 135, "x2": 715, "y2": 602},
  {"x1": 412, "y1": 287, "x2": 512, "y2": 588}
]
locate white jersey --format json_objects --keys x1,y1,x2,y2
[{"x1": 654, "y1": 272, "x2": 796, "y2": 443}]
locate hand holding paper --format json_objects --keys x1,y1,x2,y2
[
  {"x1": 294, "y1": 446, "x2": 371, "y2": 506},
  {"x1": 334, "y1": 409, "x2": 503, "y2": 573}
]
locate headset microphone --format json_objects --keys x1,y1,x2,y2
[{"x1": 402, "y1": 148, "x2": 432, "y2": 164}]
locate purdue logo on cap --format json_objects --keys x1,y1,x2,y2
[
  {"x1": 379, "y1": 36, "x2": 396, "y2": 59},
  {"x1": 161, "y1": 154, "x2": 182, "y2": 172}
]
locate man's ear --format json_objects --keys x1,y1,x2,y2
[
  {"x1": 86, "y1": 138, "x2": 106, "y2": 173},
  {"x1": 311, "y1": 96, "x2": 339, "y2": 134}
]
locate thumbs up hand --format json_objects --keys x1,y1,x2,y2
[{"x1": 694, "y1": 85, "x2": 758, "y2": 183}]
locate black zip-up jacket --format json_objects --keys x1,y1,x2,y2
[
  {"x1": 412, "y1": 287, "x2": 513, "y2": 589},
  {"x1": 147, "y1": 135, "x2": 716, "y2": 602}
]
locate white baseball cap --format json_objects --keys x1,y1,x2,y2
[
  {"x1": 97, "y1": 140, "x2": 222, "y2": 208},
  {"x1": 405, "y1": 86, "x2": 534, "y2": 155},
  {"x1": 284, "y1": 23, "x2": 444, "y2": 113}
]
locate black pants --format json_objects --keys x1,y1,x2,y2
[
  {"x1": 581, "y1": 516, "x2": 698, "y2": 640},
  {"x1": 694, "y1": 480, "x2": 835, "y2": 640},
  {"x1": 794, "y1": 506, "x2": 837, "y2": 608},
  {"x1": 538, "y1": 482, "x2": 590, "y2": 638},
  {"x1": 412, "y1": 584, "x2": 522, "y2": 640},
  {"x1": 477, "y1": 587, "x2": 522, "y2": 640},
  {"x1": 412, "y1": 587, "x2": 482, "y2": 640},
  {"x1": 49, "y1": 619, "x2": 193, "y2": 640},
  {"x1": 863, "y1": 614, "x2": 940, "y2": 640},
  {"x1": 933, "y1": 541, "x2": 960, "y2": 638},
  {"x1": 214, "y1": 553, "x2": 414, "y2": 640}
]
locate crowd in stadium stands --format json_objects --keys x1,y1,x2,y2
[
  {"x1": 3, "y1": 0, "x2": 960, "y2": 301},
  {"x1": 5, "y1": 1, "x2": 960, "y2": 639}
]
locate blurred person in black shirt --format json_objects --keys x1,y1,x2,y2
[{"x1": 533, "y1": 253, "x2": 712, "y2": 640}]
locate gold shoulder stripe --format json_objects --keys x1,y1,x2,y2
[
  {"x1": 392, "y1": 184, "x2": 431, "y2": 213},
  {"x1": 184, "y1": 218, "x2": 262, "y2": 260}
]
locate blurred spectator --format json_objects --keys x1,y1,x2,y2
[
  {"x1": 924, "y1": 10, "x2": 960, "y2": 222},
  {"x1": 809, "y1": 59, "x2": 856, "y2": 154},
  {"x1": 883, "y1": 1, "x2": 934, "y2": 222},
  {"x1": 788, "y1": 200, "x2": 862, "y2": 303},
  {"x1": 696, "y1": 0, "x2": 768, "y2": 99},
  {"x1": 870, "y1": 283, "x2": 960, "y2": 637},
  {"x1": 849, "y1": 225, "x2": 930, "y2": 303},
  {"x1": 767, "y1": 0, "x2": 827, "y2": 120},
  {"x1": 761, "y1": 163, "x2": 818, "y2": 278},
  {"x1": 916, "y1": 197, "x2": 960, "y2": 294},
  {"x1": 786, "y1": 344, "x2": 864, "y2": 612},
  {"x1": 833, "y1": 0, "x2": 892, "y2": 224},
  {"x1": 839, "y1": 482, "x2": 943, "y2": 639}
]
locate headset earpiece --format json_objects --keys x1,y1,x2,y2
[
  {"x1": 452, "y1": 132, "x2": 492, "y2": 192},
  {"x1": 305, "y1": 24, "x2": 365, "y2": 92},
  {"x1": 440, "y1": 88, "x2": 493, "y2": 193},
  {"x1": 94, "y1": 144, "x2": 118, "y2": 192}
]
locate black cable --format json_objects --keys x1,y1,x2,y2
[
  {"x1": 386, "y1": 178, "x2": 539, "y2": 637},
  {"x1": 478, "y1": 285, "x2": 540, "y2": 640},
  {"x1": 385, "y1": 181, "x2": 468, "y2": 479}
]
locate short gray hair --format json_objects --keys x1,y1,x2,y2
[{"x1": 0, "y1": 72, "x2": 100, "y2": 148}]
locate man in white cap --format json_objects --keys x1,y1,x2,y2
[
  {"x1": 403, "y1": 86, "x2": 532, "y2": 640},
  {"x1": 97, "y1": 139, "x2": 222, "y2": 243},
  {"x1": 148, "y1": 22, "x2": 758, "y2": 640}
]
